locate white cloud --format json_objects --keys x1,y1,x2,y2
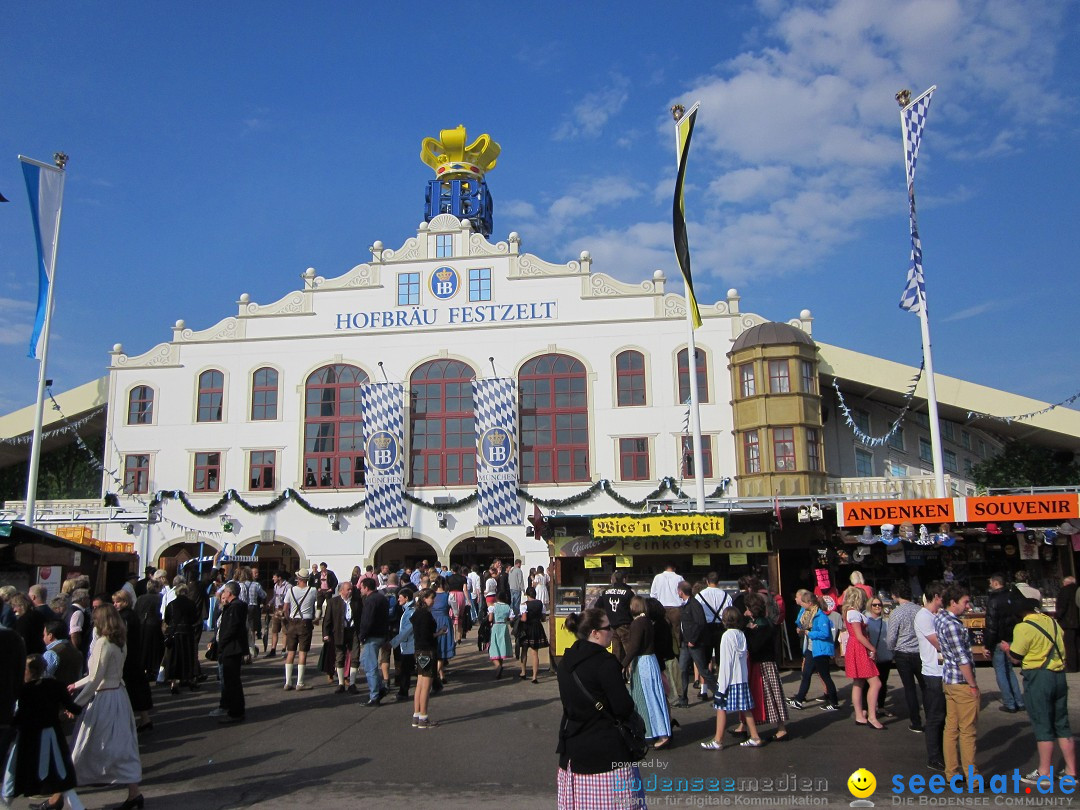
[
  {"x1": 941, "y1": 301, "x2": 998, "y2": 322},
  {"x1": 554, "y1": 75, "x2": 631, "y2": 141}
]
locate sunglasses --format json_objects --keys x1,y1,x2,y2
[
  {"x1": 870, "y1": 603, "x2": 883, "y2": 607},
  {"x1": 597, "y1": 625, "x2": 613, "y2": 632}
]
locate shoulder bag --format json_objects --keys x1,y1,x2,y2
[{"x1": 571, "y1": 668, "x2": 649, "y2": 761}]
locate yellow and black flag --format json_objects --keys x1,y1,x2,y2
[{"x1": 673, "y1": 103, "x2": 702, "y2": 329}]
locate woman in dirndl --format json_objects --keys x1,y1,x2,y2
[
  {"x1": 517, "y1": 586, "x2": 549, "y2": 682},
  {"x1": 557, "y1": 608, "x2": 647, "y2": 810},
  {"x1": 488, "y1": 594, "x2": 515, "y2": 678},
  {"x1": 70, "y1": 604, "x2": 143, "y2": 810},
  {"x1": 738, "y1": 593, "x2": 789, "y2": 742},
  {"x1": 2, "y1": 654, "x2": 85, "y2": 810},
  {"x1": 702, "y1": 606, "x2": 762, "y2": 750},
  {"x1": 431, "y1": 578, "x2": 456, "y2": 683},
  {"x1": 619, "y1": 596, "x2": 670, "y2": 749},
  {"x1": 112, "y1": 590, "x2": 154, "y2": 733},
  {"x1": 841, "y1": 586, "x2": 885, "y2": 729}
]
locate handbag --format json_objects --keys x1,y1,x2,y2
[
  {"x1": 416, "y1": 653, "x2": 433, "y2": 670},
  {"x1": 571, "y1": 669, "x2": 649, "y2": 761},
  {"x1": 205, "y1": 640, "x2": 218, "y2": 661}
]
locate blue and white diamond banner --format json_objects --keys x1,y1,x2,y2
[
  {"x1": 474, "y1": 378, "x2": 521, "y2": 526},
  {"x1": 360, "y1": 383, "x2": 408, "y2": 528}
]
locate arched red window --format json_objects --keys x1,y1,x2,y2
[
  {"x1": 409, "y1": 359, "x2": 476, "y2": 486},
  {"x1": 127, "y1": 385, "x2": 154, "y2": 425},
  {"x1": 197, "y1": 370, "x2": 224, "y2": 422},
  {"x1": 303, "y1": 364, "x2": 368, "y2": 488},
  {"x1": 251, "y1": 367, "x2": 278, "y2": 420},
  {"x1": 615, "y1": 350, "x2": 646, "y2": 406},
  {"x1": 519, "y1": 354, "x2": 589, "y2": 483},
  {"x1": 677, "y1": 348, "x2": 709, "y2": 404}
]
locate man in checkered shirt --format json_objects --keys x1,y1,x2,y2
[{"x1": 933, "y1": 584, "x2": 980, "y2": 781}]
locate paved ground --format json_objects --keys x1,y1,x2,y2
[{"x1": 35, "y1": 636, "x2": 1080, "y2": 810}]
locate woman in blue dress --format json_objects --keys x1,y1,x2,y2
[
  {"x1": 431, "y1": 578, "x2": 456, "y2": 684},
  {"x1": 620, "y1": 595, "x2": 671, "y2": 749},
  {"x1": 487, "y1": 594, "x2": 515, "y2": 679}
]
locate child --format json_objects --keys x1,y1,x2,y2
[
  {"x1": 2, "y1": 654, "x2": 85, "y2": 810},
  {"x1": 701, "y1": 607, "x2": 762, "y2": 750}
]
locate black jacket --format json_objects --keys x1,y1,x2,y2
[
  {"x1": 0, "y1": 626, "x2": 26, "y2": 724},
  {"x1": 680, "y1": 596, "x2": 708, "y2": 646},
  {"x1": 557, "y1": 639, "x2": 638, "y2": 774},
  {"x1": 745, "y1": 619, "x2": 778, "y2": 664},
  {"x1": 1056, "y1": 583, "x2": 1080, "y2": 629},
  {"x1": 322, "y1": 593, "x2": 362, "y2": 646},
  {"x1": 356, "y1": 591, "x2": 389, "y2": 642},
  {"x1": 217, "y1": 599, "x2": 248, "y2": 658},
  {"x1": 985, "y1": 586, "x2": 1021, "y2": 648}
]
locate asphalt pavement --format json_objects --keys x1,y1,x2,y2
[{"x1": 39, "y1": 635, "x2": 1080, "y2": 810}]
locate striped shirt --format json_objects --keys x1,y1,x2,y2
[
  {"x1": 885, "y1": 601, "x2": 921, "y2": 654},
  {"x1": 933, "y1": 610, "x2": 973, "y2": 685}
]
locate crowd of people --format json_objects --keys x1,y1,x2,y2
[{"x1": 555, "y1": 565, "x2": 1078, "y2": 810}]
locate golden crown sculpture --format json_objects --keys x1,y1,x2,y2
[
  {"x1": 487, "y1": 429, "x2": 507, "y2": 446},
  {"x1": 372, "y1": 434, "x2": 393, "y2": 450},
  {"x1": 435, "y1": 268, "x2": 454, "y2": 281},
  {"x1": 420, "y1": 125, "x2": 501, "y2": 180}
]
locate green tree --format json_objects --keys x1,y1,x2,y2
[{"x1": 972, "y1": 440, "x2": 1080, "y2": 490}]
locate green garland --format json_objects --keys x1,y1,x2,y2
[{"x1": 147, "y1": 476, "x2": 733, "y2": 520}]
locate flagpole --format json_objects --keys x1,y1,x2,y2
[
  {"x1": 896, "y1": 88, "x2": 945, "y2": 498},
  {"x1": 672, "y1": 105, "x2": 705, "y2": 512},
  {"x1": 23, "y1": 153, "x2": 68, "y2": 529}
]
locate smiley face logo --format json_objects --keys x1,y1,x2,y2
[{"x1": 847, "y1": 768, "x2": 876, "y2": 799}]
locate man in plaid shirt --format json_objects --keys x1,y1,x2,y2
[{"x1": 933, "y1": 584, "x2": 980, "y2": 781}]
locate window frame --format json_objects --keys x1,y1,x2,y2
[
  {"x1": 397, "y1": 272, "x2": 420, "y2": 306},
  {"x1": 800, "y1": 360, "x2": 816, "y2": 394},
  {"x1": 618, "y1": 437, "x2": 650, "y2": 481},
  {"x1": 123, "y1": 454, "x2": 150, "y2": 495},
  {"x1": 435, "y1": 233, "x2": 453, "y2": 258},
  {"x1": 887, "y1": 427, "x2": 905, "y2": 451},
  {"x1": 468, "y1": 267, "x2": 492, "y2": 302},
  {"x1": 519, "y1": 353, "x2": 590, "y2": 484},
  {"x1": 943, "y1": 449, "x2": 958, "y2": 474},
  {"x1": 738, "y1": 363, "x2": 756, "y2": 398},
  {"x1": 303, "y1": 363, "x2": 368, "y2": 490},
  {"x1": 409, "y1": 359, "x2": 477, "y2": 487},
  {"x1": 768, "y1": 359, "x2": 791, "y2": 394},
  {"x1": 196, "y1": 369, "x2": 225, "y2": 423},
  {"x1": 127, "y1": 385, "x2": 154, "y2": 426},
  {"x1": 248, "y1": 450, "x2": 276, "y2": 492},
  {"x1": 854, "y1": 447, "x2": 874, "y2": 478},
  {"x1": 681, "y1": 434, "x2": 713, "y2": 479},
  {"x1": 250, "y1": 367, "x2": 279, "y2": 421},
  {"x1": 193, "y1": 451, "x2": 222, "y2": 493},
  {"x1": 806, "y1": 428, "x2": 821, "y2": 472},
  {"x1": 919, "y1": 437, "x2": 933, "y2": 463},
  {"x1": 615, "y1": 350, "x2": 647, "y2": 407},
  {"x1": 677, "y1": 348, "x2": 709, "y2": 404},
  {"x1": 772, "y1": 427, "x2": 796, "y2": 472},
  {"x1": 742, "y1": 431, "x2": 761, "y2": 475}
]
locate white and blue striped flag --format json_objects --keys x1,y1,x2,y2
[
  {"x1": 20, "y1": 156, "x2": 66, "y2": 359},
  {"x1": 898, "y1": 87, "x2": 934, "y2": 314}
]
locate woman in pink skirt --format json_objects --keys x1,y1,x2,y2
[{"x1": 841, "y1": 586, "x2": 885, "y2": 730}]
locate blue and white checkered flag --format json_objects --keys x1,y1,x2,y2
[
  {"x1": 360, "y1": 382, "x2": 408, "y2": 528},
  {"x1": 474, "y1": 378, "x2": 521, "y2": 526},
  {"x1": 899, "y1": 86, "x2": 935, "y2": 314},
  {"x1": 902, "y1": 86, "x2": 934, "y2": 190}
]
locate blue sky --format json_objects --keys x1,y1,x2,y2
[{"x1": 2, "y1": 0, "x2": 1078, "y2": 418}]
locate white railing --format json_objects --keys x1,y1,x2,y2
[{"x1": 825, "y1": 475, "x2": 955, "y2": 500}]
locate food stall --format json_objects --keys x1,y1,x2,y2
[{"x1": 547, "y1": 513, "x2": 774, "y2": 658}]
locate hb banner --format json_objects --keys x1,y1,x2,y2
[
  {"x1": 360, "y1": 382, "x2": 408, "y2": 528},
  {"x1": 473, "y1": 378, "x2": 521, "y2": 526}
]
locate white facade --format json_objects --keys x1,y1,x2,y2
[{"x1": 103, "y1": 214, "x2": 795, "y2": 573}]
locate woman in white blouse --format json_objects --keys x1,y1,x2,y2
[{"x1": 69, "y1": 604, "x2": 144, "y2": 810}]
